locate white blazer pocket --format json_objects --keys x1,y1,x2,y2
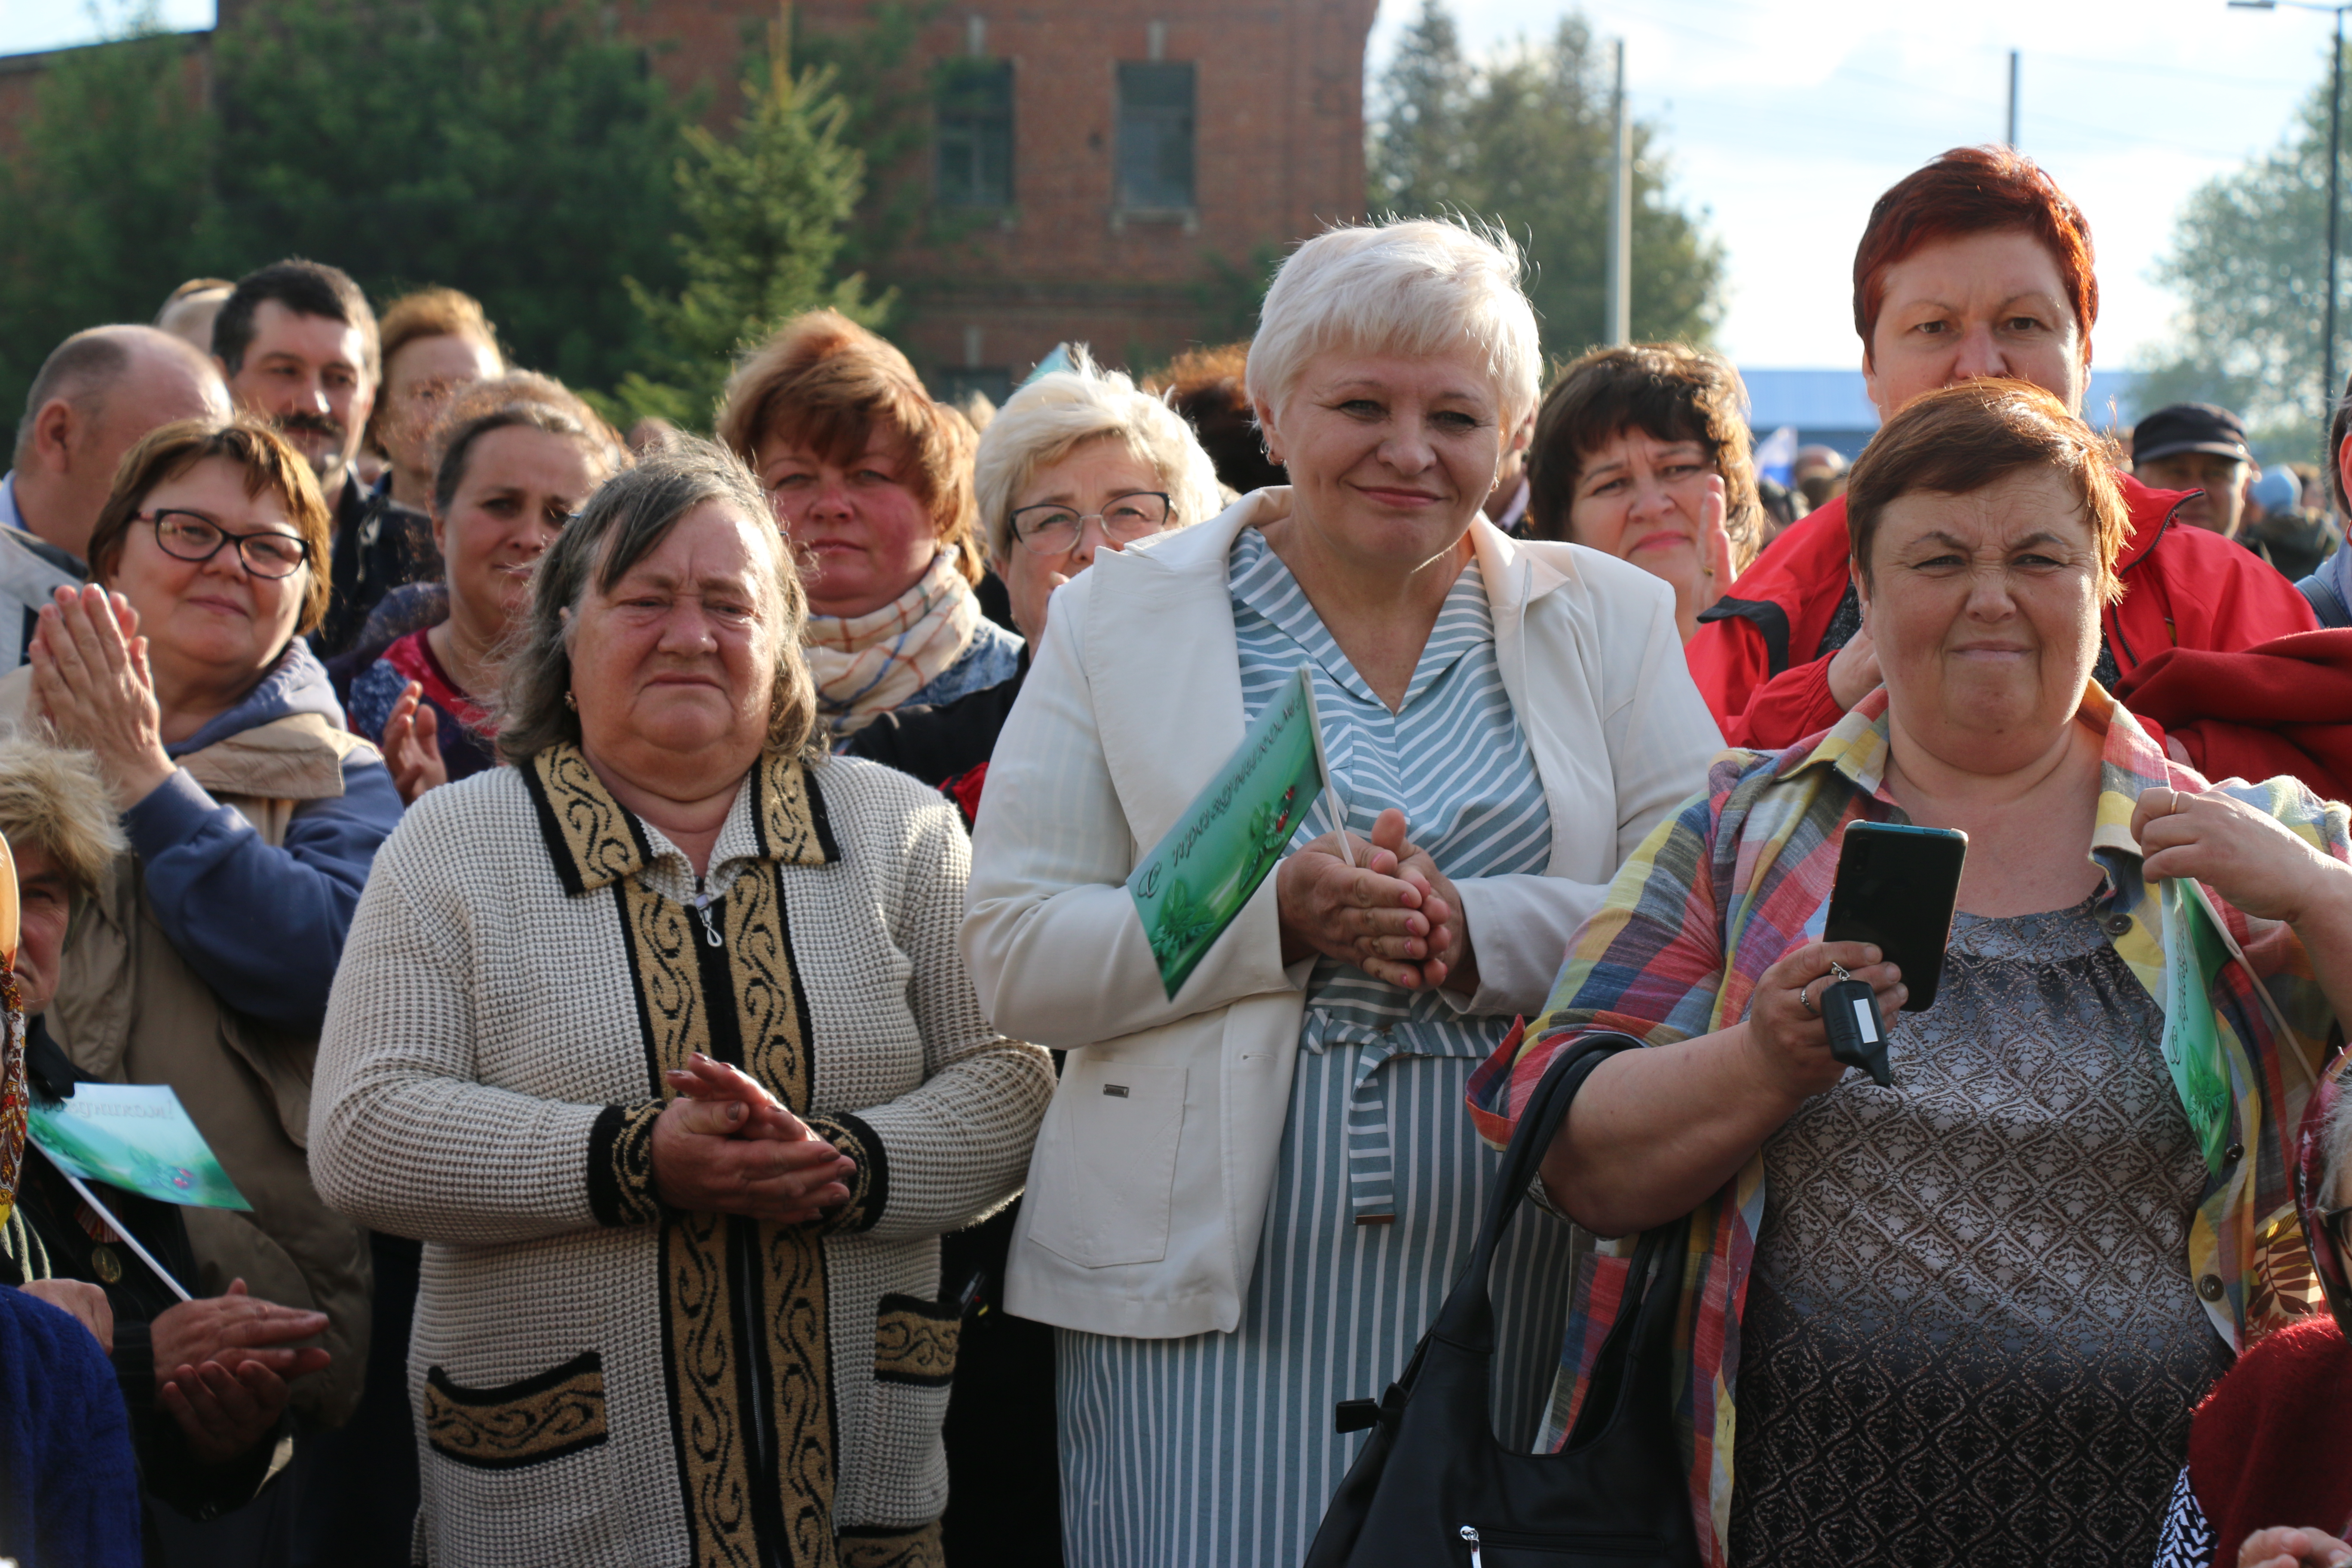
[{"x1": 1026, "y1": 1055, "x2": 1189, "y2": 1269}]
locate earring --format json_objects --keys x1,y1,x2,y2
[{"x1": 563, "y1": 691, "x2": 577, "y2": 711}]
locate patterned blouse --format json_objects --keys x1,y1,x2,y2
[{"x1": 1467, "y1": 684, "x2": 2344, "y2": 1568}]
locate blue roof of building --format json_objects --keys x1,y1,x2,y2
[{"x1": 1736, "y1": 366, "x2": 2149, "y2": 436}]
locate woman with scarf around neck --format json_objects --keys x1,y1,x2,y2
[{"x1": 717, "y1": 310, "x2": 1021, "y2": 741}]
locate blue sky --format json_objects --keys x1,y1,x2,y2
[{"x1": 2, "y1": 0, "x2": 2333, "y2": 371}]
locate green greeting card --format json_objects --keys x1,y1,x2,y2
[
  {"x1": 29, "y1": 1083, "x2": 251, "y2": 1211},
  {"x1": 1128, "y1": 665, "x2": 1334, "y2": 999}
]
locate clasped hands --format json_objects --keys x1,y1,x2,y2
[
  {"x1": 1275, "y1": 807, "x2": 1475, "y2": 994},
  {"x1": 649, "y1": 1054, "x2": 855, "y2": 1226}
]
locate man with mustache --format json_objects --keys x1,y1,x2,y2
[
  {"x1": 211, "y1": 260, "x2": 436, "y2": 655},
  {"x1": 0, "y1": 325, "x2": 230, "y2": 673}
]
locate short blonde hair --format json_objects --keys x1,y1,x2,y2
[
  {"x1": 1246, "y1": 218, "x2": 1542, "y2": 433},
  {"x1": 0, "y1": 737, "x2": 126, "y2": 897},
  {"x1": 974, "y1": 347, "x2": 1225, "y2": 566}
]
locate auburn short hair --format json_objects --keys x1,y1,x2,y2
[
  {"x1": 86, "y1": 417, "x2": 335, "y2": 634},
  {"x1": 1844, "y1": 378, "x2": 2127, "y2": 604},
  {"x1": 1525, "y1": 343, "x2": 1764, "y2": 575},
  {"x1": 714, "y1": 310, "x2": 981, "y2": 585},
  {"x1": 1853, "y1": 147, "x2": 2097, "y2": 367}
]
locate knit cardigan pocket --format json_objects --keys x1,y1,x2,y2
[{"x1": 423, "y1": 1350, "x2": 609, "y2": 1472}]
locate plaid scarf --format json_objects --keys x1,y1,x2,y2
[{"x1": 803, "y1": 552, "x2": 980, "y2": 739}]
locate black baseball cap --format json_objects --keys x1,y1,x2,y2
[{"x1": 2133, "y1": 403, "x2": 2249, "y2": 465}]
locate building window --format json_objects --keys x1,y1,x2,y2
[
  {"x1": 937, "y1": 59, "x2": 1013, "y2": 208},
  {"x1": 1116, "y1": 62, "x2": 1194, "y2": 211}
]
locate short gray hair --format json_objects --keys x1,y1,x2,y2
[
  {"x1": 1246, "y1": 217, "x2": 1542, "y2": 435},
  {"x1": 974, "y1": 347, "x2": 1226, "y2": 566},
  {"x1": 495, "y1": 438, "x2": 817, "y2": 765}
]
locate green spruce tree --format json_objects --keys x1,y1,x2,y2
[{"x1": 616, "y1": 23, "x2": 890, "y2": 431}]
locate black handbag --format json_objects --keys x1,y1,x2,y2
[{"x1": 1302, "y1": 1041, "x2": 1702, "y2": 1568}]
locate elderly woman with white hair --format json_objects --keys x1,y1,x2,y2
[
  {"x1": 961, "y1": 217, "x2": 1724, "y2": 1565},
  {"x1": 848, "y1": 348, "x2": 1222, "y2": 822}
]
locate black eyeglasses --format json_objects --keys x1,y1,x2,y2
[
  {"x1": 139, "y1": 510, "x2": 311, "y2": 580},
  {"x1": 1008, "y1": 492, "x2": 1172, "y2": 555}
]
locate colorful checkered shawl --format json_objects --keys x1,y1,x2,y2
[{"x1": 1466, "y1": 685, "x2": 2343, "y2": 1568}]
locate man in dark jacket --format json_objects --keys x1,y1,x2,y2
[{"x1": 211, "y1": 260, "x2": 436, "y2": 655}]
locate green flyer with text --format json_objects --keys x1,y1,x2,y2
[{"x1": 1128, "y1": 665, "x2": 1334, "y2": 999}]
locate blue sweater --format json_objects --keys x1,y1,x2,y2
[
  {"x1": 0, "y1": 1287, "x2": 141, "y2": 1566},
  {"x1": 123, "y1": 640, "x2": 404, "y2": 1032}
]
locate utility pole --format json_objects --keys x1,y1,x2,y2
[
  {"x1": 2006, "y1": 50, "x2": 2020, "y2": 145},
  {"x1": 1605, "y1": 38, "x2": 1632, "y2": 346}
]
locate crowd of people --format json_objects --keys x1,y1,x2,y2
[{"x1": 0, "y1": 141, "x2": 2349, "y2": 1568}]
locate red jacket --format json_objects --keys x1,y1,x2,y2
[
  {"x1": 2186, "y1": 1315, "x2": 2352, "y2": 1566},
  {"x1": 1685, "y1": 475, "x2": 2324, "y2": 781}
]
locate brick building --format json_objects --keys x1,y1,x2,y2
[
  {"x1": 1, "y1": 0, "x2": 1376, "y2": 398},
  {"x1": 728, "y1": 1, "x2": 1379, "y2": 398}
]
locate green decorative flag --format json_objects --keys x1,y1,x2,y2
[
  {"x1": 29, "y1": 1083, "x2": 251, "y2": 1211},
  {"x1": 1129, "y1": 665, "x2": 1335, "y2": 999},
  {"x1": 2159, "y1": 879, "x2": 2237, "y2": 1176}
]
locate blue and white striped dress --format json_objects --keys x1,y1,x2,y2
[{"x1": 1057, "y1": 527, "x2": 1579, "y2": 1567}]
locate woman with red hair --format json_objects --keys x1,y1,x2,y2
[{"x1": 1686, "y1": 146, "x2": 2318, "y2": 781}]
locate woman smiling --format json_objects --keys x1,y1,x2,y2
[
  {"x1": 347, "y1": 373, "x2": 627, "y2": 799},
  {"x1": 963, "y1": 217, "x2": 1722, "y2": 1567},
  {"x1": 7, "y1": 416, "x2": 401, "y2": 1435}
]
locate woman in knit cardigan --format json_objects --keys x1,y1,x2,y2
[{"x1": 309, "y1": 440, "x2": 1054, "y2": 1566}]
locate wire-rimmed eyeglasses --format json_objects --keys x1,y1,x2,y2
[{"x1": 1008, "y1": 492, "x2": 1172, "y2": 555}]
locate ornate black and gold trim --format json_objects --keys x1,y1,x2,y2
[
  {"x1": 838, "y1": 1521, "x2": 944, "y2": 1568},
  {"x1": 424, "y1": 1351, "x2": 609, "y2": 1471},
  {"x1": 537, "y1": 743, "x2": 845, "y2": 1565},
  {"x1": 587, "y1": 1101, "x2": 663, "y2": 1227},
  {"x1": 872, "y1": 1295, "x2": 959, "y2": 1389},
  {"x1": 808, "y1": 1112, "x2": 888, "y2": 1234},
  {"x1": 520, "y1": 744, "x2": 830, "y2": 898}
]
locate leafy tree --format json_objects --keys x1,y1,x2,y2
[
  {"x1": 202, "y1": 0, "x2": 686, "y2": 396},
  {"x1": 0, "y1": 9, "x2": 213, "y2": 416},
  {"x1": 1368, "y1": 0, "x2": 1726, "y2": 365},
  {"x1": 2139, "y1": 44, "x2": 2345, "y2": 461},
  {"x1": 613, "y1": 28, "x2": 888, "y2": 430}
]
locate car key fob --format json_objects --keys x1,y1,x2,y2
[{"x1": 1819, "y1": 963, "x2": 1893, "y2": 1087}]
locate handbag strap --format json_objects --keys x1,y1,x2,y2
[{"x1": 1430, "y1": 1036, "x2": 1635, "y2": 1353}]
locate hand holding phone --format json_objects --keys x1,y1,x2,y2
[{"x1": 1821, "y1": 821, "x2": 1968, "y2": 1084}]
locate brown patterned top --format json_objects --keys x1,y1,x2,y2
[{"x1": 1729, "y1": 896, "x2": 2233, "y2": 1567}]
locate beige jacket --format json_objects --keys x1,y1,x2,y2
[{"x1": 6, "y1": 666, "x2": 378, "y2": 1426}]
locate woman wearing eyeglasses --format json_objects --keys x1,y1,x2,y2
[
  {"x1": 849, "y1": 348, "x2": 1223, "y2": 825},
  {"x1": 1, "y1": 415, "x2": 401, "y2": 1440},
  {"x1": 845, "y1": 349, "x2": 1219, "y2": 1568}
]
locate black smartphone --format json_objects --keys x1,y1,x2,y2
[{"x1": 1822, "y1": 821, "x2": 1969, "y2": 1013}]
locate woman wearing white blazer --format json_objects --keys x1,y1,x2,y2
[{"x1": 961, "y1": 218, "x2": 1725, "y2": 1567}]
